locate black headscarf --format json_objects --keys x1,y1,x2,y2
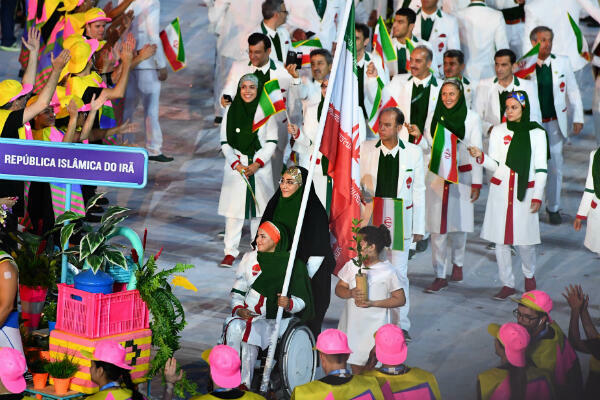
[
  {"x1": 256, "y1": 167, "x2": 335, "y2": 274},
  {"x1": 593, "y1": 148, "x2": 600, "y2": 199},
  {"x1": 226, "y1": 75, "x2": 263, "y2": 157}
]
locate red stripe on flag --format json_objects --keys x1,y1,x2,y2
[
  {"x1": 373, "y1": 197, "x2": 383, "y2": 226},
  {"x1": 252, "y1": 116, "x2": 270, "y2": 132},
  {"x1": 160, "y1": 30, "x2": 185, "y2": 72},
  {"x1": 448, "y1": 134, "x2": 458, "y2": 183},
  {"x1": 515, "y1": 63, "x2": 536, "y2": 79},
  {"x1": 272, "y1": 99, "x2": 285, "y2": 112}
]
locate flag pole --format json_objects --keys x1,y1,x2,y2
[{"x1": 259, "y1": 0, "x2": 355, "y2": 394}]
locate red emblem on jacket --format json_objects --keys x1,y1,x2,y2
[
  {"x1": 406, "y1": 176, "x2": 413, "y2": 189},
  {"x1": 252, "y1": 264, "x2": 261, "y2": 276},
  {"x1": 559, "y1": 82, "x2": 565, "y2": 92},
  {"x1": 504, "y1": 135, "x2": 512, "y2": 145}
]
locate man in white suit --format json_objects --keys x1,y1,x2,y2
[
  {"x1": 221, "y1": 33, "x2": 295, "y2": 184},
  {"x1": 252, "y1": 0, "x2": 291, "y2": 65},
  {"x1": 455, "y1": 0, "x2": 508, "y2": 87},
  {"x1": 443, "y1": 49, "x2": 475, "y2": 107},
  {"x1": 387, "y1": 8, "x2": 431, "y2": 78},
  {"x1": 413, "y1": 0, "x2": 460, "y2": 77},
  {"x1": 360, "y1": 107, "x2": 425, "y2": 340},
  {"x1": 474, "y1": 49, "x2": 542, "y2": 138},
  {"x1": 489, "y1": 0, "x2": 525, "y2": 56},
  {"x1": 284, "y1": 0, "x2": 343, "y2": 52},
  {"x1": 529, "y1": 26, "x2": 584, "y2": 225}
]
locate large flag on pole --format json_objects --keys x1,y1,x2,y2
[
  {"x1": 160, "y1": 17, "x2": 186, "y2": 71},
  {"x1": 372, "y1": 16, "x2": 396, "y2": 70},
  {"x1": 567, "y1": 12, "x2": 591, "y2": 62},
  {"x1": 515, "y1": 43, "x2": 540, "y2": 79},
  {"x1": 319, "y1": 3, "x2": 363, "y2": 274},
  {"x1": 429, "y1": 122, "x2": 459, "y2": 183},
  {"x1": 252, "y1": 79, "x2": 286, "y2": 131}
]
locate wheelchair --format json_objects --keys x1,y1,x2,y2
[{"x1": 250, "y1": 317, "x2": 317, "y2": 399}]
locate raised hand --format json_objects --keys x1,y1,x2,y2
[
  {"x1": 22, "y1": 27, "x2": 41, "y2": 54},
  {"x1": 366, "y1": 61, "x2": 377, "y2": 78},
  {"x1": 137, "y1": 43, "x2": 157, "y2": 62},
  {"x1": 51, "y1": 49, "x2": 71, "y2": 71},
  {"x1": 90, "y1": 92, "x2": 108, "y2": 111},
  {"x1": 67, "y1": 98, "x2": 80, "y2": 117},
  {"x1": 468, "y1": 146, "x2": 483, "y2": 159},
  {"x1": 404, "y1": 123, "x2": 422, "y2": 138},
  {"x1": 120, "y1": 33, "x2": 136, "y2": 63},
  {"x1": 562, "y1": 284, "x2": 585, "y2": 311}
]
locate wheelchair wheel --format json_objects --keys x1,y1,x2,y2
[{"x1": 276, "y1": 319, "x2": 317, "y2": 397}]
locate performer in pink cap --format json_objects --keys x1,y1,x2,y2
[
  {"x1": 291, "y1": 329, "x2": 384, "y2": 399},
  {"x1": 0, "y1": 348, "x2": 27, "y2": 396},
  {"x1": 81, "y1": 340, "x2": 145, "y2": 400},
  {"x1": 362, "y1": 324, "x2": 441, "y2": 399},
  {"x1": 478, "y1": 322, "x2": 554, "y2": 400},
  {"x1": 511, "y1": 290, "x2": 583, "y2": 399}
]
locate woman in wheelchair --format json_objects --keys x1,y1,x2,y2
[{"x1": 221, "y1": 221, "x2": 314, "y2": 389}]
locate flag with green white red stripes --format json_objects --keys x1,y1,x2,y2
[
  {"x1": 373, "y1": 197, "x2": 405, "y2": 251},
  {"x1": 252, "y1": 79, "x2": 286, "y2": 132}
]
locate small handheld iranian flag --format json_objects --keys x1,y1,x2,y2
[
  {"x1": 372, "y1": 16, "x2": 396, "y2": 70},
  {"x1": 515, "y1": 43, "x2": 540, "y2": 79},
  {"x1": 292, "y1": 38, "x2": 322, "y2": 66},
  {"x1": 404, "y1": 37, "x2": 415, "y2": 70},
  {"x1": 429, "y1": 122, "x2": 459, "y2": 183},
  {"x1": 252, "y1": 79, "x2": 286, "y2": 131},
  {"x1": 160, "y1": 17, "x2": 186, "y2": 72},
  {"x1": 568, "y1": 12, "x2": 591, "y2": 62},
  {"x1": 372, "y1": 197, "x2": 405, "y2": 251},
  {"x1": 367, "y1": 78, "x2": 398, "y2": 134}
]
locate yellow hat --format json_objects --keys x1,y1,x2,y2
[
  {"x1": 55, "y1": 94, "x2": 85, "y2": 119},
  {"x1": 62, "y1": 34, "x2": 85, "y2": 51},
  {"x1": 0, "y1": 80, "x2": 33, "y2": 107},
  {"x1": 83, "y1": 8, "x2": 112, "y2": 25},
  {"x1": 201, "y1": 348, "x2": 212, "y2": 364},
  {"x1": 58, "y1": 0, "x2": 84, "y2": 12},
  {"x1": 59, "y1": 39, "x2": 100, "y2": 81}
]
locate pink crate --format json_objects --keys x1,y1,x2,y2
[{"x1": 56, "y1": 284, "x2": 149, "y2": 338}]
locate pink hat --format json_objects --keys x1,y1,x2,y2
[
  {"x1": 80, "y1": 340, "x2": 133, "y2": 370},
  {"x1": 315, "y1": 329, "x2": 352, "y2": 355},
  {"x1": 488, "y1": 323, "x2": 530, "y2": 367},
  {"x1": 512, "y1": 290, "x2": 553, "y2": 322},
  {"x1": 0, "y1": 348, "x2": 27, "y2": 393},
  {"x1": 206, "y1": 345, "x2": 241, "y2": 389},
  {"x1": 375, "y1": 324, "x2": 407, "y2": 365}
]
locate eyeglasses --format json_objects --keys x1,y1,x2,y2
[
  {"x1": 513, "y1": 308, "x2": 539, "y2": 322},
  {"x1": 279, "y1": 178, "x2": 299, "y2": 186}
]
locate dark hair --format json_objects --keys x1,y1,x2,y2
[
  {"x1": 358, "y1": 225, "x2": 392, "y2": 253},
  {"x1": 395, "y1": 8, "x2": 417, "y2": 25},
  {"x1": 355, "y1": 23, "x2": 370, "y2": 41},
  {"x1": 495, "y1": 48, "x2": 517, "y2": 64},
  {"x1": 248, "y1": 32, "x2": 271, "y2": 49},
  {"x1": 414, "y1": 45, "x2": 433, "y2": 62},
  {"x1": 529, "y1": 26, "x2": 553, "y2": 42},
  {"x1": 93, "y1": 361, "x2": 144, "y2": 400},
  {"x1": 380, "y1": 107, "x2": 405, "y2": 126},
  {"x1": 0, "y1": 101, "x2": 12, "y2": 110},
  {"x1": 508, "y1": 364, "x2": 527, "y2": 400},
  {"x1": 443, "y1": 49, "x2": 464, "y2": 65},
  {"x1": 310, "y1": 49, "x2": 333, "y2": 65},
  {"x1": 262, "y1": 0, "x2": 283, "y2": 20},
  {"x1": 321, "y1": 353, "x2": 350, "y2": 364}
]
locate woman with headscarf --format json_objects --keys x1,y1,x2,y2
[
  {"x1": 219, "y1": 74, "x2": 278, "y2": 268},
  {"x1": 258, "y1": 166, "x2": 335, "y2": 339},
  {"x1": 221, "y1": 221, "x2": 313, "y2": 389},
  {"x1": 422, "y1": 78, "x2": 483, "y2": 294},
  {"x1": 469, "y1": 91, "x2": 548, "y2": 300},
  {"x1": 573, "y1": 148, "x2": 600, "y2": 255}
]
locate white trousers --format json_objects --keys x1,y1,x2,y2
[
  {"x1": 224, "y1": 318, "x2": 259, "y2": 387},
  {"x1": 214, "y1": 55, "x2": 236, "y2": 118},
  {"x1": 495, "y1": 244, "x2": 536, "y2": 288},
  {"x1": 431, "y1": 232, "x2": 467, "y2": 278},
  {"x1": 123, "y1": 69, "x2": 163, "y2": 156},
  {"x1": 544, "y1": 120, "x2": 564, "y2": 213},
  {"x1": 224, "y1": 217, "x2": 260, "y2": 257},
  {"x1": 575, "y1": 64, "x2": 594, "y2": 111},
  {"x1": 593, "y1": 73, "x2": 600, "y2": 145},
  {"x1": 506, "y1": 23, "x2": 524, "y2": 57},
  {"x1": 388, "y1": 241, "x2": 411, "y2": 331}
]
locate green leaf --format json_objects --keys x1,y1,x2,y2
[
  {"x1": 104, "y1": 250, "x2": 128, "y2": 270},
  {"x1": 100, "y1": 206, "x2": 130, "y2": 225},
  {"x1": 86, "y1": 254, "x2": 104, "y2": 273},
  {"x1": 85, "y1": 192, "x2": 106, "y2": 212},
  {"x1": 60, "y1": 224, "x2": 76, "y2": 251},
  {"x1": 55, "y1": 211, "x2": 84, "y2": 226},
  {"x1": 80, "y1": 232, "x2": 105, "y2": 261}
]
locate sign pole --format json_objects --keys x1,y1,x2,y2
[{"x1": 60, "y1": 183, "x2": 72, "y2": 283}]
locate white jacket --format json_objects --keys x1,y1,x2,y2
[
  {"x1": 442, "y1": 0, "x2": 471, "y2": 15},
  {"x1": 474, "y1": 75, "x2": 542, "y2": 136},
  {"x1": 127, "y1": 0, "x2": 166, "y2": 70},
  {"x1": 413, "y1": 8, "x2": 460, "y2": 77},
  {"x1": 455, "y1": 1, "x2": 508, "y2": 84},
  {"x1": 283, "y1": 0, "x2": 344, "y2": 51},
  {"x1": 529, "y1": 55, "x2": 583, "y2": 138},
  {"x1": 208, "y1": 0, "x2": 263, "y2": 60},
  {"x1": 360, "y1": 139, "x2": 426, "y2": 237},
  {"x1": 576, "y1": 150, "x2": 600, "y2": 253},
  {"x1": 251, "y1": 22, "x2": 292, "y2": 65}
]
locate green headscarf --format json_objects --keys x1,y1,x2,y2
[
  {"x1": 593, "y1": 148, "x2": 600, "y2": 199},
  {"x1": 226, "y1": 74, "x2": 263, "y2": 158},
  {"x1": 252, "y1": 221, "x2": 314, "y2": 321},
  {"x1": 430, "y1": 79, "x2": 468, "y2": 140},
  {"x1": 504, "y1": 91, "x2": 547, "y2": 202},
  {"x1": 272, "y1": 166, "x2": 305, "y2": 238}
]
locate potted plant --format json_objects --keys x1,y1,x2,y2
[
  {"x1": 55, "y1": 193, "x2": 132, "y2": 294},
  {"x1": 45, "y1": 354, "x2": 79, "y2": 395},
  {"x1": 349, "y1": 218, "x2": 370, "y2": 304},
  {"x1": 44, "y1": 301, "x2": 58, "y2": 333},
  {"x1": 28, "y1": 358, "x2": 49, "y2": 390}
]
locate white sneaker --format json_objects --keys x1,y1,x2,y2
[{"x1": 0, "y1": 43, "x2": 20, "y2": 52}]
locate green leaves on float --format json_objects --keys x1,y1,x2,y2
[
  {"x1": 85, "y1": 192, "x2": 106, "y2": 213},
  {"x1": 104, "y1": 250, "x2": 128, "y2": 271},
  {"x1": 85, "y1": 254, "x2": 104, "y2": 274},
  {"x1": 101, "y1": 206, "x2": 129, "y2": 225},
  {"x1": 60, "y1": 223, "x2": 76, "y2": 252},
  {"x1": 55, "y1": 210, "x2": 84, "y2": 226},
  {"x1": 80, "y1": 232, "x2": 104, "y2": 262}
]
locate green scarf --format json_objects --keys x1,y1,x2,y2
[
  {"x1": 252, "y1": 222, "x2": 314, "y2": 321},
  {"x1": 273, "y1": 181, "x2": 304, "y2": 238},
  {"x1": 505, "y1": 91, "x2": 546, "y2": 202},
  {"x1": 593, "y1": 148, "x2": 600, "y2": 199},
  {"x1": 430, "y1": 82, "x2": 467, "y2": 141},
  {"x1": 226, "y1": 81, "x2": 262, "y2": 157}
]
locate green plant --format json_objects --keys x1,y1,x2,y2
[
  {"x1": 135, "y1": 254, "x2": 197, "y2": 397},
  {"x1": 9, "y1": 231, "x2": 59, "y2": 288},
  {"x1": 349, "y1": 218, "x2": 369, "y2": 274},
  {"x1": 29, "y1": 358, "x2": 49, "y2": 374},
  {"x1": 44, "y1": 354, "x2": 79, "y2": 379},
  {"x1": 54, "y1": 193, "x2": 130, "y2": 273},
  {"x1": 44, "y1": 301, "x2": 57, "y2": 322}
]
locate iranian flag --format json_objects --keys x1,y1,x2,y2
[
  {"x1": 252, "y1": 79, "x2": 286, "y2": 132},
  {"x1": 568, "y1": 12, "x2": 591, "y2": 62},
  {"x1": 319, "y1": 2, "x2": 363, "y2": 273},
  {"x1": 292, "y1": 38, "x2": 323, "y2": 66},
  {"x1": 515, "y1": 43, "x2": 540, "y2": 78},
  {"x1": 367, "y1": 78, "x2": 398, "y2": 134},
  {"x1": 372, "y1": 197, "x2": 405, "y2": 251},
  {"x1": 404, "y1": 37, "x2": 415, "y2": 71},
  {"x1": 372, "y1": 16, "x2": 396, "y2": 70},
  {"x1": 429, "y1": 122, "x2": 459, "y2": 183},
  {"x1": 160, "y1": 17, "x2": 186, "y2": 72}
]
